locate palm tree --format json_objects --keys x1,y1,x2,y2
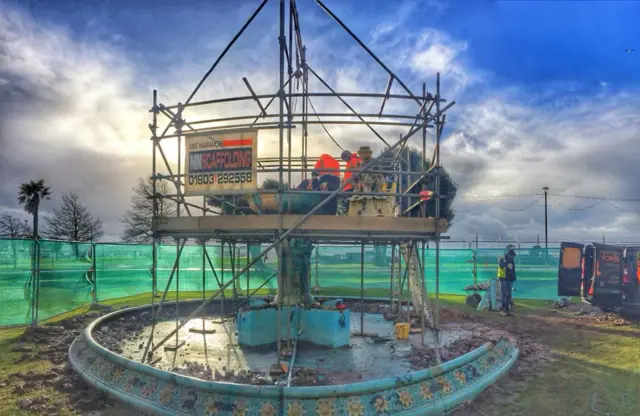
[{"x1": 18, "y1": 179, "x2": 51, "y2": 238}]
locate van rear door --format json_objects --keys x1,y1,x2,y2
[
  {"x1": 623, "y1": 248, "x2": 640, "y2": 302},
  {"x1": 558, "y1": 242, "x2": 584, "y2": 297},
  {"x1": 592, "y1": 244, "x2": 624, "y2": 296}
]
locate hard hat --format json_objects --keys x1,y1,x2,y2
[{"x1": 341, "y1": 150, "x2": 352, "y2": 161}]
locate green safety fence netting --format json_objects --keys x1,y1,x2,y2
[
  {"x1": 0, "y1": 239, "x2": 35, "y2": 326},
  {"x1": 37, "y1": 240, "x2": 93, "y2": 323},
  {"x1": 0, "y1": 239, "x2": 561, "y2": 326},
  {"x1": 95, "y1": 243, "x2": 152, "y2": 301}
]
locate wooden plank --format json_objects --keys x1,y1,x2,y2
[
  {"x1": 156, "y1": 215, "x2": 447, "y2": 234},
  {"x1": 188, "y1": 328, "x2": 217, "y2": 334},
  {"x1": 163, "y1": 341, "x2": 186, "y2": 352}
]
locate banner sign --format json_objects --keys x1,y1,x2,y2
[{"x1": 184, "y1": 129, "x2": 258, "y2": 195}]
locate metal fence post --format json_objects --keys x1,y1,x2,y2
[
  {"x1": 92, "y1": 243, "x2": 98, "y2": 305},
  {"x1": 29, "y1": 239, "x2": 36, "y2": 327},
  {"x1": 315, "y1": 244, "x2": 319, "y2": 289},
  {"x1": 31, "y1": 240, "x2": 41, "y2": 327}
]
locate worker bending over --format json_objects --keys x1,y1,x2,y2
[
  {"x1": 297, "y1": 154, "x2": 340, "y2": 190},
  {"x1": 312, "y1": 153, "x2": 341, "y2": 191}
]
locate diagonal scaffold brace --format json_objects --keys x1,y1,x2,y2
[{"x1": 141, "y1": 240, "x2": 187, "y2": 362}]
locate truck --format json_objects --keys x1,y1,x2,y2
[{"x1": 557, "y1": 242, "x2": 640, "y2": 313}]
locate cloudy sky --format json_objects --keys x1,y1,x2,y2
[{"x1": 1, "y1": 0, "x2": 639, "y2": 243}]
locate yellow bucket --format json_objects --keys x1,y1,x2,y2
[{"x1": 395, "y1": 323, "x2": 410, "y2": 340}]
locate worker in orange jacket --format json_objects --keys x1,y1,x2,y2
[
  {"x1": 341, "y1": 150, "x2": 362, "y2": 192},
  {"x1": 311, "y1": 153, "x2": 340, "y2": 188},
  {"x1": 309, "y1": 154, "x2": 341, "y2": 214},
  {"x1": 313, "y1": 154, "x2": 340, "y2": 177},
  {"x1": 340, "y1": 150, "x2": 362, "y2": 213}
]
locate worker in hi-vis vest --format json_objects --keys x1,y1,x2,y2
[
  {"x1": 497, "y1": 257, "x2": 506, "y2": 279},
  {"x1": 498, "y1": 247, "x2": 517, "y2": 316}
]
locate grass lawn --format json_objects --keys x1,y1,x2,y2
[
  {"x1": 0, "y1": 292, "x2": 638, "y2": 415},
  {"x1": 454, "y1": 302, "x2": 640, "y2": 415}
]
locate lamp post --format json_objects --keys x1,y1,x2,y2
[{"x1": 543, "y1": 186, "x2": 549, "y2": 263}]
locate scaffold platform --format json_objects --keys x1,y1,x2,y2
[{"x1": 155, "y1": 215, "x2": 448, "y2": 242}]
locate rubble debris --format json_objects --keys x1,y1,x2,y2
[
  {"x1": 465, "y1": 293, "x2": 482, "y2": 307},
  {"x1": 37, "y1": 326, "x2": 65, "y2": 334},
  {"x1": 383, "y1": 312, "x2": 399, "y2": 321},
  {"x1": 549, "y1": 297, "x2": 573, "y2": 309},
  {"x1": 409, "y1": 347, "x2": 434, "y2": 368},
  {"x1": 289, "y1": 368, "x2": 333, "y2": 386},
  {"x1": 89, "y1": 304, "x2": 113, "y2": 312},
  {"x1": 19, "y1": 399, "x2": 33, "y2": 409},
  {"x1": 269, "y1": 363, "x2": 287, "y2": 377},
  {"x1": 11, "y1": 343, "x2": 33, "y2": 353},
  {"x1": 546, "y1": 301, "x2": 632, "y2": 325},
  {"x1": 463, "y1": 281, "x2": 492, "y2": 292}
]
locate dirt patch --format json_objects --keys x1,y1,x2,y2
[
  {"x1": 344, "y1": 301, "x2": 551, "y2": 380},
  {"x1": 346, "y1": 301, "x2": 390, "y2": 314},
  {"x1": 547, "y1": 298, "x2": 632, "y2": 326},
  {"x1": 18, "y1": 312, "x2": 106, "y2": 365},
  {"x1": 168, "y1": 360, "x2": 333, "y2": 386},
  {"x1": 347, "y1": 300, "x2": 551, "y2": 383},
  {"x1": 3, "y1": 361, "x2": 122, "y2": 414},
  {"x1": 0, "y1": 307, "x2": 146, "y2": 414},
  {"x1": 92, "y1": 312, "x2": 151, "y2": 355}
]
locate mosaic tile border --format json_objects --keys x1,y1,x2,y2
[{"x1": 69, "y1": 304, "x2": 519, "y2": 416}]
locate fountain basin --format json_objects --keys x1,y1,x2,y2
[{"x1": 69, "y1": 301, "x2": 518, "y2": 415}]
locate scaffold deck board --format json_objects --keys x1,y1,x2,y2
[{"x1": 155, "y1": 215, "x2": 447, "y2": 241}]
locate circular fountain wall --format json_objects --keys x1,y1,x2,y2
[{"x1": 69, "y1": 300, "x2": 518, "y2": 415}]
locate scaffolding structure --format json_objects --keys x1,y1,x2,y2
[{"x1": 142, "y1": 0, "x2": 455, "y2": 366}]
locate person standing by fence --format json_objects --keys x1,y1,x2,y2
[{"x1": 500, "y1": 246, "x2": 517, "y2": 316}]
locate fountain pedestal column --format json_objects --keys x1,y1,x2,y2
[
  {"x1": 274, "y1": 238, "x2": 315, "y2": 307},
  {"x1": 237, "y1": 238, "x2": 350, "y2": 348}
]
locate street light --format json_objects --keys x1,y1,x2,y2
[{"x1": 543, "y1": 186, "x2": 549, "y2": 263}]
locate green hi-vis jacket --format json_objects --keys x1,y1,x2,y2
[{"x1": 497, "y1": 258, "x2": 506, "y2": 279}]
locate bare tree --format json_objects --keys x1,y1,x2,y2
[
  {"x1": 121, "y1": 177, "x2": 176, "y2": 243},
  {"x1": 0, "y1": 214, "x2": 32, "y2": 269},
  {"x1": 0, "y1": 214, "x2": 31, "y2": 238},
  {"x1": 43, "y1": 193, "x2": 104, "y2": 241}
]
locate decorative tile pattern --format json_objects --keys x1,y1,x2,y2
[{"x1": 69, "y1": 327, "x2": 517, "y2": 416}]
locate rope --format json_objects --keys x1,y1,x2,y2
[{"x1": 307, "y1": 98, "x2": 344, "y2": 151}]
